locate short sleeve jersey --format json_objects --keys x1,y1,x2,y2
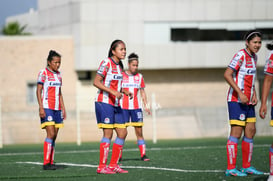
[
  {"x1": 120, "y1": 72, "x2": 145, "y2": 110},
  {"x1": 263, "y1": 50, "x2": 273, "y2": 105},
  {"x1": 227, "y1": 49, "x2": 257, "y2": 104},
  {"x1": 37, "y1": 67, "x2": 62, "y2": 110},
  {"x1": 95, "y1": 58, "x2": 123, "y2": 107}
]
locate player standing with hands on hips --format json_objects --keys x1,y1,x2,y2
[
  {"x1": 93, "y1": 40, "x2": 132, "y2": 174},
  {"x1": 224, "y1": 30, "x2": 263, "y2": 176},
  {"x1": 36, "y1": 50, "x2": 66, "y2": 170},
  {"x1": 259, "y1": 41, "x2": 273, "y2": 181},
  {"x1": 120, "y1": 53, "x2": 151, "y2": 161}
]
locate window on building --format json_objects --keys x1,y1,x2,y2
[
  {"x1": 27, "y1": 83, "x2": 37, "y2": 104},
  {"x1": 77, "y1": 71, "x2": 92, "y2": 81},
  {"x1": 171, "y1": 28, "x2": 273, "y2": 42}
]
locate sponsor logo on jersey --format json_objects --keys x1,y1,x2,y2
[
  {"x1": 49, "y1": 82, "x2": 62, "y2": 86},
  {"x1": 113, "y1": 74, "x2": 123, "y2": 80},
  {"x1": 246, "y1": 69, "x2": 256, "y2": 74},
  {"x1": 122, "y1": 83, "x2": 139, "y2": 88}
]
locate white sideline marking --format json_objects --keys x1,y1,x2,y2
[
  {"x1": 17, "y1": 161, "x2": 224, "y2": 173},
  {"x1": 1, "y1": 144, "x2": 270, "y2": 156}
]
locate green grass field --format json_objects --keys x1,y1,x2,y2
[{"x1": 0, "y1": 137, "x2": 271, "y2": 181}]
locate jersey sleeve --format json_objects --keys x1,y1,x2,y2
[
  {"x1": 37, "y1": 69, "x2": 46, "y2": 84},
  {"x1": 97, "y1": 59, "x2": 109, "y2": 77},
  {"x1": 140, "y1": 74, "x2": 145, "y2": 89},
  {"x1": 228, "y1": 52, "x2": 244, "y2": 72},
  {"x1": 264, "y1": 53, "x2": 273, "y2": 76}
]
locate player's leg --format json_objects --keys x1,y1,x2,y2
[
  {"x1": 50, "y1": 110, "x2": 64, "y2": 166},
  {"x1": 135, "y1": 126, "x2": 150, "y2": 161},
  {"x1": 95, "y1": 102, "x2": 115, "y2": 174},
  {"x1": 41, "y1": 109, "x2": 57, "y2": 170},
  {"x1": 109, "y1": 106, "x2": 128, "y2": 173},
  {"x1": 225, "y1": 102, "x2": 246, "y2": 176},
  {"x1": 264, "y1": 106, "x2": 273, "y2": 180},
  {"x1": 240, "y1": 106, "x2": 263, "y2": 175},
  {"x1": 119, "y1": 109, "x2": 130, "y2": 162}
]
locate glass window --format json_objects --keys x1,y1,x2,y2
[{"x1": 27, "y1": 83, "x2": 37, "y2": 104}]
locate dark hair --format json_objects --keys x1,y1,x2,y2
[
  {"x1": 47, "y1": 50, "x2": 61, "y2": 62},
  {"x1": 128, "y1": 52, "x2": 139, "y2": 63},
  {"x1": 244, "y1": 30, "x2": 262, "y2": 42},
  {"x1": 266, "y1": 41, "x2": 273, "y2": 50},
  {"x1": 108, "y1": 39, "x2": 124, "y2": 70}
]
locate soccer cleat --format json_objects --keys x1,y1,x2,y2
[
  {"x1": 43, "y1": 163, "x2": 56, "y2": 170},
  {"x1": 96, "y1": 167, "x2": 116, "y2": 174},
  {"x1": 141, "y1": 155, "x2": 150, "y2": 161},
  {"x1": 241, "y1": 166, "x2": 264, "y2": 175},
  {"x1": 268, "y1": 175, "x2": 273, "y2": 181},
  {"x1": 108, "y1": 165, "x2": 128, "y2": 173},
  {"x1": 225, "y1": 168, "x2": 247, "y2": 176}
]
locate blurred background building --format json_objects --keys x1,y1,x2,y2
[{"x1": 1, "y1": 0, "x2": 273, "y2": 144}]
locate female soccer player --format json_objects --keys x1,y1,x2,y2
[
  {"x1": 120, "y1": 53, "x2": 151, "y2": 161},
  {"x1": 224, "y1": 30, "x2": 263, "y2": 176},
  {"x1": 36, "y1": 50, "x2": 66, "y2": 170},
  {"x1": 259, "y1": 41, "x2": 273, "y2": 181},
  {"x1": 94, "y1": 40, "x2": 131, "y2": 174}
]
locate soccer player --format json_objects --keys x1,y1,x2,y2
[
  {"x1": 224, "y1": 30, "x2": 263, "y2": 176},
  {"x1": 259, "y1": 41, "x2": 273, "y2": 181},
  {"x1": 94, "y1": 40, "x2": 131, "y2": 174},
  {"x1": 36, "y1": 50, "x2": 66, "y2": 170},
  {"x1": 120, "y1": 53, "x2": 151, "y2": 161}
]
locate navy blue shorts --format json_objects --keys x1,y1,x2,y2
[
  {"x1": 123, "y1": 109, "x2": 143, "y2": 127},
  {"x1": 228, "y1": 102, "x2": 256, "y2": 126},
  {"x1": 40, "y1": 108, "x2": 63, "y2": 129},
  {"x1": 95, "y1": 102, "x2": 126, "y2": 129}
]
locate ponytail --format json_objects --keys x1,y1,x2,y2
[{"x1": 266, "y1": 42, "x2": 273, "y2": 50}]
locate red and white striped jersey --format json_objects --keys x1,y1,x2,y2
[
  {"x1": 264, "y1": 51, "x2": 273, "y2": 75},
  {"x1": 37, "y1": 67, "x2": 62, "y2": 110},
  {"x1": 264, "y1": 50, "x2": 273, "y2": 105},
  {"x1": 95, "y1": 58, "x2": 123, "y2": 107},
  {"x1": 120, "y1": 72, "x2": 145, "y2": 110},
  {"x1": 227, "y1": 49, "x2": 257, "y2": 104}
]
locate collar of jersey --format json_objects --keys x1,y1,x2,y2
[
  {"x1": 109, "y1": 57, "x2": 119, "y2": 65},
  {"x1": 244, "y1": 48, "x2": 255, "y2": 58}
]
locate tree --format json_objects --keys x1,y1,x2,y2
[{"x1": 2, "y1": 21, "x2": 31, "y2": 35}]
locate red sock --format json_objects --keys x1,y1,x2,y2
[
  {"x1": 242, "y1": 137, "x2": 253, "y2": 168},
  {"x1": 109, "y1": 143, "x2": 123, "y2": 167},
  {"x1": 119, "y1": 147, "x2": 123, "y2": 160},
  {"x1": 269, "y1": 147, "x2": 273, "y2": 175},
  {"x1": 50, "y1": 146, "x2": 55, "y2": 164},
  {"x1": 99, "y1": 142, "x2": 110, "y2": 168},
  {"x1": 226, "y1": 139, "x2": 238, "y2": 170},
  {"x1": 43, "y1": 139, "x2": 52, "y2": 165},
  {"x1": 139, "y1": 144, "x2": 146, "y2": 157}
]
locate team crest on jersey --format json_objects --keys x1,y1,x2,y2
[
  {"x1": 104, "y1": 118, "x2": 110, "y2": 124},
  {"x1": 239, "y1": 114, "x2": 245, "y2": 121},
  {"x1": 47, "y1": 116, "x2": 53, "y2": 121}
]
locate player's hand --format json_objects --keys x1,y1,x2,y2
[
  {"x1": 239, "y1": 92, "x2": 249, "y2": 104},
  {"x1": 113, "y1": 91, "x2": 123, "y2": 99},
  {"x1": 62, "y1": 109, "x2": 67, "y2": 120},
  {"x1": 145, "y1": 107, "x2": 151, "y2": 115},
  {"x1": 250, "y1": 94, "x2": 258, "y2": 106},
  {"x1": 128, "y1": 92, "x2": 133, "y2": 99},
  {"x1": 39, "y1": 107, "x2": 46, "y2": 118},
  {"x1": 259, "y1": 104, "x2": 267, "y2": 119}
]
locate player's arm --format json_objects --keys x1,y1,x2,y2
[
  {"x1": 59, "y1": 88, "x2": 66, "y2": 120},
  {"x1": 224, "y1": 67, "x2": 248, "y2": 104},
  {"x1": 36, "y1": 84, "x2": 46, "y2": 118},
  {"x1": 259, "y1": 74, "x2": 273, "y2": 119},
  {"x1": 140, "y1": 89, "x2": 151, "y2": 115},
  {"x1": 93, "y1": 74, "x2": 122, "y2": 99}
]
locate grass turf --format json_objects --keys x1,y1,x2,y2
[{"x1": 0, "y1": 137, "x2": 271, "y2": 181}]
